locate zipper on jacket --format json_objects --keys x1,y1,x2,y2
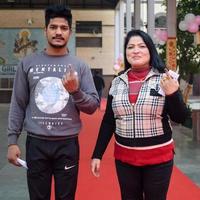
[{"x1": 132, "y1": 104, "x2": 135, "y2": 138}]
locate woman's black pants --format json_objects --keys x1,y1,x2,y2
[{"x1": 115, "y1": 159, "x2": 173, "y2": 200}]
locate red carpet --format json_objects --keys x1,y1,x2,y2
[{"x1": 51, "y1": 98, "x2": 200, "y2": 199}]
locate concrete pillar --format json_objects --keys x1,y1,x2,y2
[
  {"x1": 114, "y1": 1, "x2": 125, "y2": 60},
  {"x1": 126, "y1": 0, "x2": 132, "y2": 33},
  {"x1": 134, "y1": 0, "x2": 141, "y2": 29},
  {"x1": 166, "y1": 0, "x2": 177, "y2": 71},
  {"x1": 167, "y1": 0, "x2": 176, "y2": 37},
  {"x1": 119, "y1": 0, "x2": 125, "y2": 55},
  {"x1": 115, "y1": 9, "x2": 120, "y2": 61},
  {"x1": 147, "y1": 0, "x2": 155, "y2": 39}
]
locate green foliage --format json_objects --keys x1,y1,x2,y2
[
  {"x1": 177, "y1": 0, "x2": 200, "y2": 80},
  {"x1": 158, "y1": 0, "x2": 200, "y2": 81}
]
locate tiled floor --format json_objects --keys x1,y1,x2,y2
[{"x1": 0, "y1": 103, "x2": 199, "y2": 199}]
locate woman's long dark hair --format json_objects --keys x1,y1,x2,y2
[{"x1": 124, "y1": 29, "x2": 165, "y2": 73}]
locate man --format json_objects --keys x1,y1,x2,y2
[
  {"x1": 93, "y1": 70, "x2": 105, "y2": 107},
  {"x1": 7, "y1": 4, "x2": 99, "y2": 200}
]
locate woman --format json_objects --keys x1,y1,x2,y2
[{"x1": 91, "y1": 30, "x2": 189, "y2": 200}]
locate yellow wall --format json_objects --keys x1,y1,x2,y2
[{"x1": 0, "y1": 9, "x2": 115, "y2": 75}]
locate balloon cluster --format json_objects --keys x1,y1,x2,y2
[
  {"x1": 113, "y1": 53, "x2": 124, "y2": 72},
  {"x1": 153, "y1": 29, "x2": 168, "y2": 45},
  {"x1": 179, "y1": 13, "x2": 200, "y2": 33}
]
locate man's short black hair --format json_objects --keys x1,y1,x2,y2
[{"x1": 45, "y1": 4, "x2": 72, "y2": 28}]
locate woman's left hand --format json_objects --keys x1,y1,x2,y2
[{"x1": 160, "y1": 73, "x2": 179, "y2": 96}]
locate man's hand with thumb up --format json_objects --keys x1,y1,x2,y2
[{"x1": 62, "y1": 64, "x2": 79, "y2": 94}]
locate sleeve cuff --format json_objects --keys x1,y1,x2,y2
[
  {"x1": 8, "y1": 134, "x2": 18, "y2": 146},
  {"x1": 70, "y1": 89, "x2": 84, "y2": 100}
]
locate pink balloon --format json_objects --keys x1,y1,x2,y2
[
  {"x1": 160, "y1": 31, "x2": 168, "y2": 41},
  {"x1": 117, "y1": 53, "x2": 123, "y2": 63},
  {"x1": 187, "y1": 22, "x2": 199, "y2": 33},
  {"x1": 155, "y1": 29, "x2": 161, "y2": 37},
  {"x1": 113, "y1": 64, "x2": 120, "y2": 71},
  {"x1": 195, "y1": 15, "x2": 200, "y2": 25},
  {"x1": 158, "y1": 40, "x2": 166, "y2": 45}
]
